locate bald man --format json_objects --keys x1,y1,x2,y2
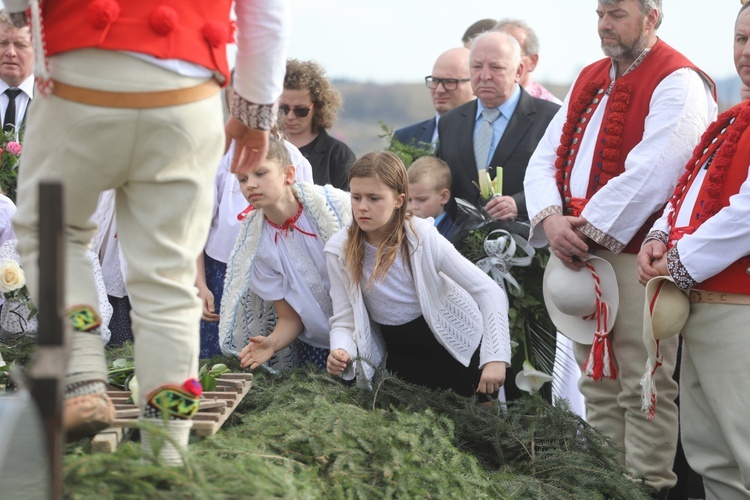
[{"x1": 393, "y1": 47, "x2": 474, "y2": 148}]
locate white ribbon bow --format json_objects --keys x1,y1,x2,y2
[{"x1": 476, "y1": 229, "x2": 535, "y2": 294}]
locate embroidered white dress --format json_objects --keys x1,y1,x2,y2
[{"x1": 249, "y1": 210, "x2": 332, "y2": 349}]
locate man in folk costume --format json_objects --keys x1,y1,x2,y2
[
  {"x1": 637, "y1": 4, "x2": 750, "y2": 497},
  {"x1": 524, "y1": 0, "x2": 717, "y2": 494},
  {"x1": 6, "y1": 0, "x2": 289, "y2": 464}
]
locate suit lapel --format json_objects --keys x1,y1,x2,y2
[
  {"x1": 491, "y1": 90, "x2": 535, "y2": 168},
  {"x1": 419, "y1": 118, "x2": 436, "y2": 144},
  {"x1": 461, "y1": 101, "x2": 479, "y2": 180}
]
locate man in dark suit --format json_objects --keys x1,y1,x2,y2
[
  {"x1": 393, "y1": 47, "x2": 474, "y2": 149},
  {"x1": 0, "y1": 10, "x2": 33, "y2": 134},
  {"x1": 437, "y1": 31, "x2": 559, "y2": 221}
]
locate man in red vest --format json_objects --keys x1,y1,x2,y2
[
  {"x1": 524, "y1": 0, "x2": 716, "y2": 494},
  {"x1": 7, "y1": 0, "x2": 289, "y2": 465},
  {"x1": 637, "y1": 4, "x2": 750, "y2": 497}
]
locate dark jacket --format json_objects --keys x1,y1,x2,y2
[
  {"x1": 436, "y1": 87, "x2": 560, "y2": 218},
  {"x1": 299, "y1": 129, "x2": 356, "y2": 191}
]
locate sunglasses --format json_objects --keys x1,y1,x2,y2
[{"x1": 279, "y1": 104, "x2": 313, "y2": 118}]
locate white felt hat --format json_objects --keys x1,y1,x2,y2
[{"x1": 543, "y1": 253, "x2": 619, "y2": 345}]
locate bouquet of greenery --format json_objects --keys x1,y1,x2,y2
[
  {"x1": 0, "y1": 128, "x2": 23, "y2": 201},
  {"x1": 452, "y1": 204, "x2": 557, "y2": 397},
  {"x1": 379, "y1": 122, "x2": 435, "y2": 168}
]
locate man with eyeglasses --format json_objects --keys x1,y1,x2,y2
[
  {"x1": 393, "y1": 47, "x2": 474, "y2": 149},
  {"x1": 436, "y1": 31, "x2": 559, "y2": 221}
]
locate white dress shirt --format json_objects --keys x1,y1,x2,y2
[
  {"x1": 0, "y1": 75, "x2": 34, "y2": 131},
  {"x1": 525, "y1": 65, "x2": 717, "y2": 252}
]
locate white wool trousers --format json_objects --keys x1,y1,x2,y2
[
  {"x1": 14, "y1": 49, "x2": 224, "y2": 408},
  {"x1": 680, "y1": 301, "x2": 750, "y2": 499},
  {"x1": 573, "y1": 251, "x2": 679, "y2": 492}
]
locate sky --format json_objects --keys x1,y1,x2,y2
[
  {"x1": 1, "y1": 1, "x2": 741, "y2": 86},
  {"x1": 287, "y1": 1, "x2": 743, "y2": 85}
]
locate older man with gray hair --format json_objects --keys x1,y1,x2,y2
[
  {"x1": 495, "y1": 19, "x2": 561, "y2": 104},
  {"x1": 437, "y1": 31, "x2": 559, "y2": 221},
  {"x1": 524, "y1": 0, "x2": 717, "y2": 495}
]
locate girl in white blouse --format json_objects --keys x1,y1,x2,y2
[
  {"x1": 218, "y1": 137, "x2": 350, "y2": 371},
  {"x1": 325, "y1": 151, "x2": 511, "y2": 397}
]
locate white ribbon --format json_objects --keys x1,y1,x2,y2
[{"x1": 475, "y1": 229, "x2": 535, "y2": 294}]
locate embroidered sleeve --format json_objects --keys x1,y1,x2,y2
[
  {"x1": 530, "y1": 205, "x2": 562, "y2": 232},
  {"x1": 231, "y1": 92, "x2": 278, "y2": 131},
  {"x1": 579, "y1": 222, "x2": 626, "y2": 254},
  {"x1": 666, "y1": 245, "x2": 697, "y2": 290},
  {"x1": 644, "y1": 230, "x2": 669, "y2": 247}
]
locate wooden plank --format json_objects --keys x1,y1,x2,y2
[
  {"x1": 91, "y1": 427, "x2": 134, "y2": 454},
  {"x1": 92, "y1": 374, "x2": 252, "y2": 449},
  {"x1": 32, "y1": 182, "x2": 67, "y2": 500}
]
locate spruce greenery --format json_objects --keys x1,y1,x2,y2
[{"x1": 2, "y1": 338, "x2": 652, "y2": 498}]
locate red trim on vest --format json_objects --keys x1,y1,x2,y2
[
  {"x1": 668, "y1": 101, "x2": 750, "y2": 294},
  {"x1": 557, "y1": 40, "x2": 715, "y2": 254},
  {"x1": 42, "y1": 0, "x2": 233, "y2": 84}
]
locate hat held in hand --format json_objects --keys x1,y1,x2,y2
[
  {"x1": 543, "y1": 253, "x2": 619, "y2": 380},
  {"x1": 640, "y1": 276, "x2": 689, "y2": 420}
]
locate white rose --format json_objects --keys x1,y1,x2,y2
[{"x1": 0, "y1": 259, "x2": 26, "y2": 293}]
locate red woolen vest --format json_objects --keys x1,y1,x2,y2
[
  {"x1": 557, "y1": 39, "x2": 715, "y2": 254},
  {"x1": 669, "y1": 101, "x2": 750, "y2": 294},
  {"x1": 41, "y1": 0, "x2": 233, "y2": 84}
]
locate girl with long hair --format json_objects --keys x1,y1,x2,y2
[{"x1": 325, "y1": 151, "x2": 510, "y2": 396}]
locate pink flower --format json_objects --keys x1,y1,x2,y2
[{"x1": 5, "y1": 142, "x2": 21, "y2": 155}]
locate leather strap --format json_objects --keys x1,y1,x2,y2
[
  {"x1": 688, "y1": 289, "x2": 750, "y2": 305},
  {"x1": 51, "y1": 79, "x2": 220, "y2": 109}
]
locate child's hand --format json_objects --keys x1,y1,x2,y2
[
  {"x1": 239, "y1": 336, "x2": 275, "y2": 370},
  {"x1": 477, "y1": 361, "x2": 506, "y2": 394},
  {"x1": 198, "y1": 286, "x2": 219, "y2": 322},
  {"x1": 327, "y1": 349, "x2": 351, "y2": 376}
]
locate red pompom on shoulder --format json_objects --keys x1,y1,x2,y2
[
  {"x1": 203, "y1": 20, "x2": 230, "y2": 48},
  {"x1": 87, "y1": 0, "x2": 120, "y2": 30},
  {"x1": 150, "y1": 6, "x2": 178, "y2": 36}
]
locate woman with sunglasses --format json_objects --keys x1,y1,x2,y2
[{"x1": 280, "y1": 59, "x2": 356, "y2": 190}]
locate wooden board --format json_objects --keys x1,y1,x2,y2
[{"x1": 91, "y1": 373, "x2": 253, "y2": 453}]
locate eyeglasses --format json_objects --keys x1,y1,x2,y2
[
  {"x1": 279, "y1": 104, "x2": 313, "y2": 118},
  {"x1": 425, "y1": 76, "x2": 471, "y2": 91}
]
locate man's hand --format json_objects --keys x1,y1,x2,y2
[
  {"x1": 197, "y1": 285, "x2": 219, "y2": 322},
  {"x1": 637, "y1": 240, "x2": 669, "y2": 285},
  {"x1": 485, "y1": 195, "x2": 518, "y2": 221},
  {"x1": 541, "y1": 214, "x2": 589, "y2": 269},
  {"x1": 477, "y1": 361, "x2": 506, "y2": 394},
  {"x1": 327, "y1": 348, "x2": 351, "y2": 376},
  {"x1": 239, "y1": 336, "x2": 276, "y2": 370},
  {"x1": 225, "y1": 116, "x2": 269, "y2": 175}
]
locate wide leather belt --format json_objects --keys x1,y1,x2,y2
[
  {"x1": 688, "y1": 289, "x2": 750, "y2": 305},
  {"x1": 51, "y1": 79, "x2": 220, "y2": 109}
]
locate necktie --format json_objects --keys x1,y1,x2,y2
[
  {"x1": 474, "y1": 108, "x2": 501, "y2": 171},
  {"x1": 3, "y1": 88, "x2": 22, "y2": 133}
]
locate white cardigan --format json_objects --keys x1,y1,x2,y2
[{"x1": 325, "y1": 216, "x2": 511, "y2": 383}]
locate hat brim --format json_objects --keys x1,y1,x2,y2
[
  {"x1": 543, "y1": 254, "x2": 619, "y2": 345},
  {"x1": 644, "y1": 276, "x2": 689, "y2": 341}
]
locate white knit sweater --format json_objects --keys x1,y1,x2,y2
[
  {"x1": 325, "y1": 216, "x2": 511, "y2": 383},
  {"x1": 219, "y1": 183, "x2": 351, "y2": 359}
]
